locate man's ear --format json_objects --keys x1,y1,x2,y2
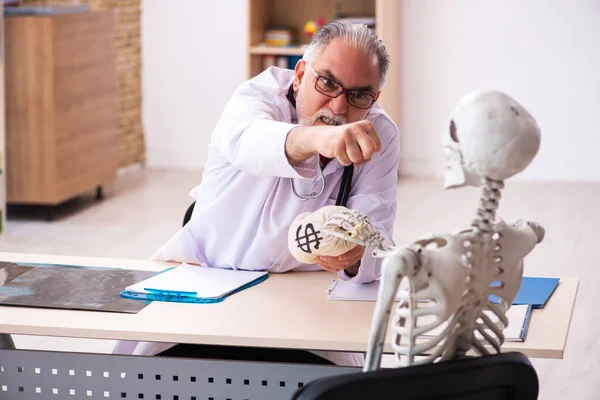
[{"x1": 293, "y1": 59, "x2": 306, "y2": 92}]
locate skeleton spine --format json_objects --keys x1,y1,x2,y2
[
  {"x1": 472, "y1": 178, "x2": 504, "y2": 233},
  {"x1": 451, "y1": 178, "x2": 506, "y2": 357}
]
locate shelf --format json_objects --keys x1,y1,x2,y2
[
  {"x1": 249, "y1": 45, "x2": 307, "y2": 56},
  {"x1": 246, "y1": 0, "x2": 399, "y2": 127}
]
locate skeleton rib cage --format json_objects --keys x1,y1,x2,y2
[{"x1": 321, "y1": 178, "x2": 544, "y2": 371}]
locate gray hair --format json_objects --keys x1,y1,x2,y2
[{"x1": 302, "y1": 21, "x2": 390, "y2": 88}]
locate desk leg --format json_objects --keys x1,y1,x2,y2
[{"x1": 0, "y1": 334, "x2": 15, "y2": 349}]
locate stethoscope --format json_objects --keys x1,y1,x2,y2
[
  {"x1": 286, "y1": 84, "x2": 354, "y2": 207},
  {"x1": 291, "y1": 164, "x2": 354, "y2": 207}
]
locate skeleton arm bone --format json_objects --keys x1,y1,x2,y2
[
  {"x1": 321, "y1": 209, "x2": 391, "y2": 252},
  {"x1": 363, "y1": 246, "x2": 420, "y2": 372}
]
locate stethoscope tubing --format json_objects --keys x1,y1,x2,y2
[{"x1": 291, "y1": 164, "x2": 354, "y2": 207}]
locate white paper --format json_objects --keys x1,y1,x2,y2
[
  {"x1": 420, "y1": 304, "x2": 531, "y2": 342},
  {"x1": 125, "y1": 263, "x2": 268, "y2": 300},
  {"x1": 328, "y1": 278, "x2": 406, "y2": 301}
]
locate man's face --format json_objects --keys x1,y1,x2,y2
[{"x1": 293, "y1": 38, "x2": 381, "y2": 127}]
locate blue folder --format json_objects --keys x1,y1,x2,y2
[{"x1": 490, "y1": 276, "x2": 560, "y2": 308}]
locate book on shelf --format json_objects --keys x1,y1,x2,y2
[
  {"x1": 263, "y1": 26, "x2": 295, "y2": 47},
  {"x1": 335, "y1": 16, "x2": 376, "y2": 27},
  {"x1": 276, "y1": 56, "x2": 288, "y2": 69},
  {"x1": 263, "y1": 54, "x2": 277, "y2": 70},
  {"x1": 3, "y1": 4, "x2": 91, "y2": 15},
  {"x1": 262, "y1": 55, "x2": 303, "y2": 71}
]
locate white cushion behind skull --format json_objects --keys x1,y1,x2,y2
[
  {"x1": 443, "y1": 90, "x2": 541, "y2": 188},
  {"x1": 288, "y1": 205, "x2": 358, "y2": 264}
]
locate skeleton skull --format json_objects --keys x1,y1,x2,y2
[{"x1": 443, "y1": 90, "x2": 541, "y2": 189}]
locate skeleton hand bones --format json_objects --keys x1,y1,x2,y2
[{"x1": 287, "y1": 205, "x2": 385, "y2": 272}]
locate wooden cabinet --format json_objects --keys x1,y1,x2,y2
[
  {"x1": 4, "y1": 10, "x2": 118, "y2": 206},
  {"x1": 0, "y1": 3, "x2": 6, "y2": 233},
  {"x1": 247, "y1": 0, "x2": 399, "y2": 124}
]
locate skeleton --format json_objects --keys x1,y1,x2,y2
[{"x1": 289, "y1": 89, "x2": 544, "y2": 370}]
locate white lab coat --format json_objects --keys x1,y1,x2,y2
[{"x1": 114, "y1": 67, "x2": 401, "y2": 367}]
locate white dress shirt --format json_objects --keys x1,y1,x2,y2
[{"x1": 113, "y1": 66, "x2": 400, "y2": 365}]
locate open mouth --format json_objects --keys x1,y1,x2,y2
[{"x1": 320, "y1": 115, "x2": 339, "y2": 126}]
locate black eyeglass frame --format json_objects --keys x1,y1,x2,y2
[{"x1": 306, "y1": 64, "x2": 378, "y2": 110}]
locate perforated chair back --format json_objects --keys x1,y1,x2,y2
[{"x1": 291, "y1": 352, "x2": 539, "y2": 400}]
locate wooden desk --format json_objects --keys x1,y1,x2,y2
[{"x1": 0, "y1": 252, "x2": 579, "y2": 359}]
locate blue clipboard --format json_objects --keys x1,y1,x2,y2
[
  {"x1": 120, "y1": 274, "x2": 268, "y2": 304},
  {"x1": 119, "y1": 264, "x2": 269, "y2": 304}
]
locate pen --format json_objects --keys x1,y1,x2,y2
[
  {"x1": 327, "y1": 280, "x2": 338, "y2": 294},
  {"x1": 144, "y1": 288, "x2": 198, "y2": 299}
]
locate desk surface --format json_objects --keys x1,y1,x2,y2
[{"x1": 0, "y1": 252, "x2": 578, "y2": 359}]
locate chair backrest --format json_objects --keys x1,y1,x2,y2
[{"x1": 291, "y1": 352, "x2": 538, "y2": 400}]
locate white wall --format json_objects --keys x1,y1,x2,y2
[
  {"x1": 142, "y1": 0, "x2": 600, "y2": 182},
  {"x1": 142, "y1": 0, "x2": 247, "y2": 170},
  {"x1": 398, "y1": 0, "x2": 600, "y2": 182}
]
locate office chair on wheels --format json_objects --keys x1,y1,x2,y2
[{"x1": 291, "y1": 352, "x2": 539, "y2": 400}]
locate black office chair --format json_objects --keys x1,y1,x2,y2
[
  {"x1": 182, "y1": 201, "x2": 196, "y2": 227},
  {"x1": 291, "y1": 352, "x2": 538, "y2": 400}
]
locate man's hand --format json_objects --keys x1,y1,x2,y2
[
  {"x1": 317, "y1": 245, "x2": 364, "y2": 275},
  {"x1": 315, "y1": 121, "x2": 381, "y2": 167},
  {"x1": 286, "y1": 121, "x2": 381, "y2": 167}
]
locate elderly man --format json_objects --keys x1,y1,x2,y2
[{"x1": 115, "y1": 21, "x2": 400, "y2": 366}]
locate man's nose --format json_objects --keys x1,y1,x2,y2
[{"x1": 328, "y1": 94, "x2": 348, "y2": 115}]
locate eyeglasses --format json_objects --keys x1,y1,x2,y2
[{"x1": 306, "y1": 64, "x2": 377, "y2": 109}]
